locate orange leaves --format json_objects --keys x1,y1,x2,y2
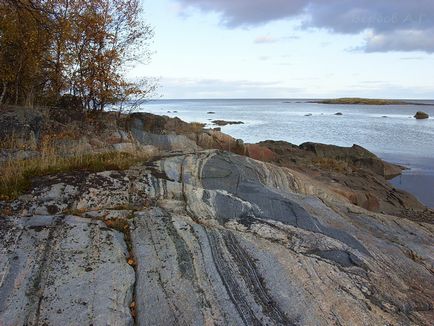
[
  {"x1": 129, "y1": 300, "x2": 136, "y2": 319},
  {"x1": 127, "y1": 258, "x2": 136, "y2": 267},
  {"x1": 0, "y1": 0, "x2": 153, "y2": 109}
]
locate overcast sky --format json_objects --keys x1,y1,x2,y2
[{"x1": 137, "y1": 0, "x2": 434, "y2": 99}]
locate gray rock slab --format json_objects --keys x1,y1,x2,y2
[{"x1": 0, "y1": 215, "x2": 135, "y2": 326}]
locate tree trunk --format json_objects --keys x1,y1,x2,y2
[
  {"x1": 15, "y1": 60, "x2": 23, "y2": 105},
  {"x1": 14, "y1": 79, "x2": 19, "y2": 105},
  {"x1": 25, "y1": 86, "x2": 34, "y2": 107},
  {"x1": 0, "y1": 81, "x2": 6, "y2": 105}
]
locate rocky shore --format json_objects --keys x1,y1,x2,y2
[{"x1": 0, "y1": 107, "x2": 433, "y2": 325}]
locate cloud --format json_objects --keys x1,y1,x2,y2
[
  {"x1": 158, "y1": 77, "x2": 301, "y2": 98},
  {"x1": 153, "y1": 76, "x2": 434, "y2": 99},
  {"x1": 254, "y1": 35, "x2": 277, "y2": 44},
  {"x1": 364, "y1": 29, "x2": 434, "y2": 53},
  {"x1": 399, "y1": 56, "x2": 425, "y2": 61},
  {"x1": 175, "y1": 0, "x2": 434, "y2": 52}
]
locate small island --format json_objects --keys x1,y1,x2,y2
[
  {"x1": 212, "y1": 120, "x2": 244, "y2": 126},
  {"x1": 311, "y1": 98, "x2": 419, "y2": 105}
]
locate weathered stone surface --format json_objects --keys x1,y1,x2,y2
[
  {"x1": 0, "y1": 149, "x2": 40, "y2": 163},
  {"x1": 0, "y1": 215, "x2": 135, "y2": 326},
  {"x1": 0, "y1": 107, "x2": 43, "y2": 146},
  {"x1": 7, "y1": 150, "x2": 431, "y2": 324},
  {"x1": 112, "y1": 142, "x2": 136, "y2": 153},
  {"x1": 1, "y1": 107, "x2": 425, "y2": 218},
  {"x1": 259, "y1": 140, "x2": 429, "y2": 219},
  {"x1": 197, "y1": 130, "x2": 247, "y2": 155},
  {"x1": 299, "y1": 142, "x2": 402, "y2": 178},
  {"x1": 124, "y1": 150, "x2": 433, "y2": 325}
]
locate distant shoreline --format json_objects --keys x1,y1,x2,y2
[{"x1": 309, "y1": 98, "x2": 431, "y2": 105}]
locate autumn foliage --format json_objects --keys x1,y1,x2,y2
[{"x1": 0, "y1": 0, "x2": 153, "y2": 111}]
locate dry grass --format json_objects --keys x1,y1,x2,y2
[
  {"x1": 174, "y1": 122, "x2": 205, "y2": 134},
  {"x1": 0, "y1": 131, "x2": 37, "y2": 150},
  {"x1": 103, "y1": 217, "x2": 135, "y2": 264},
  {"x1": 312, "y1": 157, "x2": 349, "y2": 173},
  {"x1": 0, "y1": 143, "x2": 151, "y2": 200}
]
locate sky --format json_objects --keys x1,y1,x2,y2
[{"x1": 135, "y1": 0, "x2": 434, "y2": 99}]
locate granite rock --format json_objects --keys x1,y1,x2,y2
[
  {"x1": 2, "y1": 150, "x2": 433, "y2": 325},
  {"x1": 0, "y1": 215, "x2": 135, "y2": 326}
]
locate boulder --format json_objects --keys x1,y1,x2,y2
[
  {"x1": 414, "y1": 111, "x2": 429, "y2": 119},
  {"x1": 0, "y1": 107, "x2": 43, "y2": 148}
]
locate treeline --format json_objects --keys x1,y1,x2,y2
[{"x1": 0, "y1": 0, "x2": 153, "y2": 111}]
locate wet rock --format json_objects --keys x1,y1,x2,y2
[{"x1": 414, "y1": 111, "x2": 429, "y2": 119}]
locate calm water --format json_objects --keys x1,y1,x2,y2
[{"x1": 140, "y1": 99, "x2": 434, "y2": 207}]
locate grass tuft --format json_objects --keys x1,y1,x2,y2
[
  {"x1": 0, "y1": 150, "x2": 151, "y2": 200},
  {"x1": 312, "y1": 157, "x2": 349, "y2": 173}
]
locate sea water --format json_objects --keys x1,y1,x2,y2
[{"x1": 139, "y1": 99, "x2": 434, "y2": 207}]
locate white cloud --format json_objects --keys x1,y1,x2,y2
[
  {"x1": 365, "y1": 29, "x2": 434, "y2": 53},
  {"x1": 254, "y1": 35, "x2": 277, "y2": 44},
  {"x1": 157, "y1": 77, "x2": 301, "y2": 98}
]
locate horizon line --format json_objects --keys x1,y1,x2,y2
[{"x1": 148, "y1": 97, "x2": 434, "y2": 101}]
